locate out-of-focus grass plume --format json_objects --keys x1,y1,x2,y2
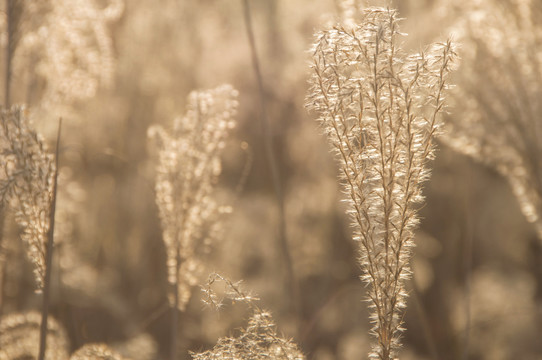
[
  {"x1": 440, "y1": 0, "x2": 542, "y2": 242},
  {"x1": 148, "y1": 85, "x2": 237, "y2": 311},
  {"x1": 0, "y1": 106, "x2": 55, "y2": 290},
  {"x1": 0, "y1": 311, "x2": 69, "y2": 360}
]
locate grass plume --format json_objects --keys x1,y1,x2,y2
[
  {"x1": 0, "y1": 106, "x2": 55, "y2": 290},
  {"x1": 441, "y1": 0, "x2": 542, "y2": 242},
  {"x1": 148, "y1": 84, "x2": 237, "y2": 360},
  {"x1": 306, "y1": 7, "x2": 457, "y2": 359}
]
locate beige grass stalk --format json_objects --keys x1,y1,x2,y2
[
  {"x1": 4, "y1": 0, "x2": 22, "y2": 107},
  {"x1": 307, "y1": 7, "x2": 456, "y2": 359}
]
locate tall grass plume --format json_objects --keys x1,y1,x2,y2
[{"x1": 306, "y1": 7, "x2": 457, "y2": 359}]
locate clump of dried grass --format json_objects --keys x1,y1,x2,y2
[
  {"x1": 190, "y1": 273, "x2": 304, "y2": 360},
  {"x1": 70, "y1": 344, "x2": 124, "y2": 360},
  {"x1": 307, "y1": 7, "x2": 457, "y2": 359}
]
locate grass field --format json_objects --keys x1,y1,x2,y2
[{"x1": 1, "y1": 1, "x2": 541, "y2": 359}]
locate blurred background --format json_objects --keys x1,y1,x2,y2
[{"x1": 1, "y1": 0, "x2": 542, "y2": 359}]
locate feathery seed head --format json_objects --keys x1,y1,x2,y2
[
  {"x1": 148, "y1": 85, "x2": 237, "y2": 311},
  {"x1": 0, "y1": 106, "x2": 56, "y2": 290},
  {"x1": 307, "y1": 7, "x2": 457, "y2": 359}
]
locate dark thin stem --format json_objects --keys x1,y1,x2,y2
[
  {"x1": 4, "y1": 0, "x2": 14, "y2": 107},
  {"x1": 0, "y1": 261, "x2": 4, "y2": 320},
  {"x1": 171, "y1": 246, "x2": 181, "y2": 360},
  {"x1": 37, "y1": 118, "x2": 62, "y2": 360},
  {"x1": 0, "y1": 0, "x2": 14, "y2": 315},
  {"x1": 462, "y1": 238, "x2": 473, "y2": 359},
  {"x1": 0, "y1": 208, "x2": 5, "y2": 318},
  {"x1": 241, "y1": 0, "x2": 299, "y2": 321},
  {"x1": 135, "y1": 302, "x2": 170, "y2": 334},
  {"x1": 411, "y1": 274, "x2": 439, "y2": 360},
  {"x1": 170, "y1": 299, "x2": 178, "y2": 360},
  {"x1": 462, "y1": 164, "x2": 474, "y2": 360},
  {"x1": 234, "y1": 142, "x2": 253, "y2": 197}
]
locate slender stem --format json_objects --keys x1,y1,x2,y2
[
  {"x1": 0, "y1": 0, "x2": 14, "y2": 315},
  {"x1": 241, "y1": 0, "x2": 299, "y2": 321},
  {"x1": 170, "y1": 299, "x2": 178, "y2": 360},
  {"x1": 4, "y1": 0, "x2": 14, "y2": 107},
  {"x1": 462, "y1": 196, "x2": 473, "y2": 360},
  {"x1": 458, "y1": 162, "x2": 474, "y2": 360},
  {"x1": 170, "y1": 246, "x2": 180, "y2": 360},
  {"x1": 133, "y1": 302, "x2": 169, "y2": 335},
  {"x1": 411, "y1": 274, "x2": 439, "y2": 360},
  {"x1": 38, "y1": 118, "x2": 62, "y2": 360},
  {"x1": 0, "y1": 206, "x2": 5, "y2": 318},
  {"x1": 0, "y1": 232, "x2": 4, "y2": 318}
]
